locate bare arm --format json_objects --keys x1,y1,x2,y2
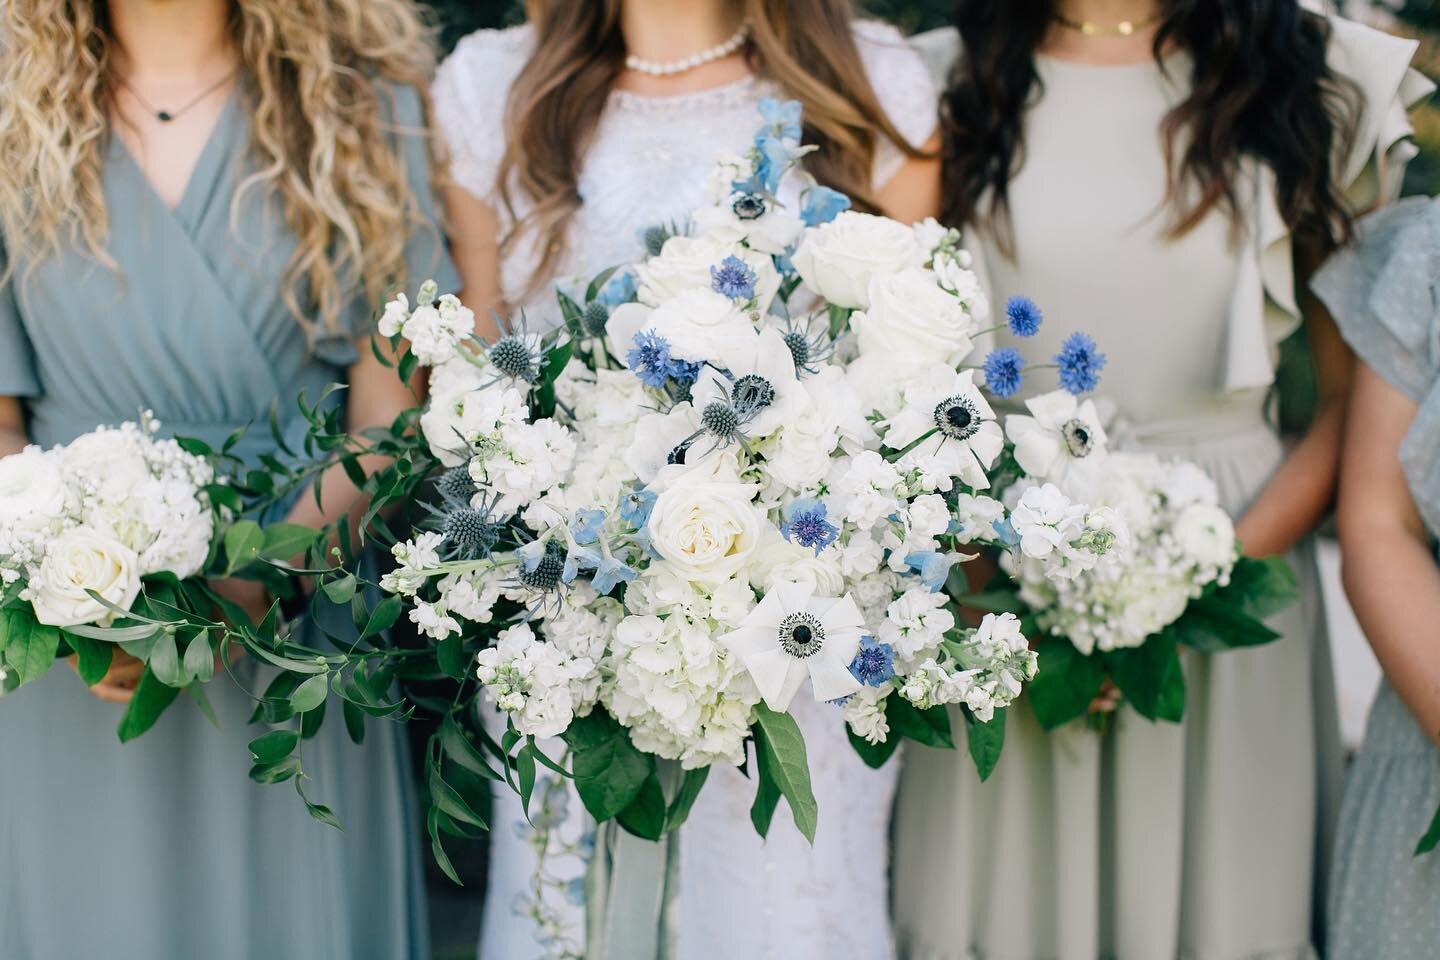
[
  {"x1": 875, "y1": 133, "x2": 942, "y2": 226},
  {"x1": 1233, "y1": 239, "x2": 1355, "y2": 557},
  {"x1": 445, "y1": 183, "x2": 505, "y2": 341},
  {"x1": 0, "y1": 396, "x2": 25, "y2": 456},
  {"x1": 1337, "y1": 362, "x2": 1440, "y2": 748}
]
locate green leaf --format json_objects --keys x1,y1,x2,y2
[
  {"x1": 584, "y1": 265, "x2": 620, "y2": 303},
  {"x1": 1221, "y1": 554, "x2": 1300, "y2": 620},
  {"x1": 296, "y1": 780, "x2": 343, "y2": 831},
  {"x1": 563, "y1": 709, "x2": 652, "y2": 822},
  {"x1": 222, "y1": 521, "x2": 265, "y2": 574},
  {"x1": 752, "y1": 703, "x2": 818, "y2": 843},
  {"x1": 248, "y1": 729, "x2": 300, "y2": 765},
  {"x1": 2, "y1": 607, "x2": 60, "y2": 686},
  {"x1": 427, "y1": 808, "x2": 463, "y2": 886},
  {"x1": 965, "y1": 706, "x2": 1006, "y2": 782},
  {"x1": 290, "y1": 672, "x2": 329, "y2": 713},
  {"x1": 249, "y1": 755, "x2": 302, "y2": 784},
  {"x1": 359, "y1": 595, "x2": 403, "y2": 641},
  {"x1": 63, "y1": 630, "x2": 113, "y2": 687},
  {"x1": 300, "y1": 698, "x2": 326, "y2": 739},
  {"x1": 1418, "y1": 797, "x2": 1440, "y2": 856},
  {"x1": 951, "y1": 589, "x2": 1026, "y2": 614},
  {"x1": 147, "y1": 631, "x2": 182, "y2": 687},
  {"x1": 428, "y1": 767, "x2": 488, "y2": 830},
  {"x1": 1027, "y1": 637, "x2": 1106, "y2": 730},
  {"x1": 259, "y1": 522, "x2": 318, "y2": 563},
  {"x1": 321, "y1": 574, "x2": 357, "y2": 605},
  {"x1": 342, "y1": 698, "x2": 366, "y2": 745},
  {"x1": 117, "y1": 668, "x2": 182, "y2": 742},
  {"x1": 440, "y1": 715, "x2": 502, "y2": 781},
  {"x1": 617, "y1": 770, "x2": 667, "y2": 841},
  {"x1": 516, "y1": 742, "x2": 537, "y2": 819},
  {"x1": 175, "y1": 436, "x2": 214, "y2": 457},
  {"x1": 437, "y1": 633, "x2": 468, "y2": 680},
  {"x1": 846, "y1": 727, "x2": 901, "y2": 769},
  {"x1": 181, "y1": 633, "x2": 215, "y2": 684},
  {"x1": 1171, "y1": 599, "x2": 1280, "y2": 653},
  {"x1": 749, "y1": 752, "x2": 782, "y2": 838},
  {"x1": 1103, "y1": 631, "x2": 1187, "y2": 723},
  {"x1": 63, "y1": 621, "x2": 163, "y2": 643},
  {"x1": 887, "y1": 697, "x2": 954, "y2": 749},
  {"x1": 664, "y1": 765, "x2": 710, "y2": 833},
  {"x1": 397, "y1": 348, "x2": 419, "y2": 385}
]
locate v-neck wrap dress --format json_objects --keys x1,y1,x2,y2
[{"x1": 0, "y1": 83, "x2": 457, "y2": 960}]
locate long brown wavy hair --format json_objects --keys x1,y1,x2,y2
[
  {"x1": 0, "y1": 0, "x2": 440, "y2": 337},
  {"x1": 501, "y1": 0, "x2": 924, "y2": 293},
  {"x1": 942, "y1": 0, "x2": 1359, "y2": 255}
]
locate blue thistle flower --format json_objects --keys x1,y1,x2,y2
[
  {"x1": 779, "y1": 499, "x2": 839, "y2": 555},
  {"x1": 1055, "y1": 332, "x2": 1107, "y2": 395},
  {"x1": 570, "y1": 509, "x2": 606, "y2": 545},
  {"x1": 904, "y1": 551, "x2": 959, "y2": 592},
  {"x1": 710, "y1": 255, "x2": 758, "y2": 302},
  {"x1": 982, "y1": 347, "x2": 1026, "y2": 399},
  {"x1": 619, "y1": 489, "x2": 657, "y2": 529},
  {"x1": 848, "y1": 636, "x2": 896, "y2": 687},
  {"x1": 1005, "y1": 296, "x2": 1043, "y2": 337},
  {"x1": 627, "y1": 329, "x2": 674, "y2": 388},
  {"x1": 801, "y1": 186, "x2": 850, "y2": 227}
]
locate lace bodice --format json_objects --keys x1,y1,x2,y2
[{"x1": 433, "y1": 19, "x2": 938, "y2": 332}]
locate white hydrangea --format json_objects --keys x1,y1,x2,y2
[{"x1": 475, "y1": 623, "x2": 597, "y2": 739}]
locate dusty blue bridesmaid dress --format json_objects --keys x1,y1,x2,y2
[
  {"x1": 1314, "y1": 196, "x2": 1440, "y2": 959},
  {"x1": 0, "y1": 83, "x2": 457, "y2": 959}
]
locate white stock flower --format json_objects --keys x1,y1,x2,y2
[
  {"x1": 475, "y1": 623, "x2": 595, "y2": 739},
  {"x1": 410, "y1": 600, "x2": 461, "y2": 640},
  {"x1": 824, "y1": 451, "x2": 904, "y2": 530},
  {"x1": 29, "y1": 527, "x2": 141, "y2": 627},
  {"x1": 792, "y1": 211, "x2": 924, "y2": 309},
  {"x1": 1010, "y1": 483, "x2": 1085, "y2": 560},
  {"x1": 876, "y1": 586, "x2": 955, "y2": 661},
  {"x1": 421, "y1": 379, "x2": 529, "y2": 468},
  {"x1": 843, "y1": 684, "x2": 892, "y2": 744},
  {"x1": 952, "y1": 493, "x2": 1006, "y2": 545},
  {"x1": 1172, "y1": 503, "x2": 1235, "y2": 570}
]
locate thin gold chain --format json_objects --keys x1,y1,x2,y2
[{"x1": 1053, "y1": 11, "x2": 1161, "y2": 37}]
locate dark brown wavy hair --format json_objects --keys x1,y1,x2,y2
[
  {"x1": 501, "y1": 0, "x2": 925, "y2": 294},
  {"x1": 942, "y1": 0, "x2": 1359, "y2": 255}
]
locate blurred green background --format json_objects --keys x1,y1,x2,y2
[{"x1": 414, "y1": 2, "x2": 1436, "y2": 955}]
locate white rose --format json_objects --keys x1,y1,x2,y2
[
  {"x1": 636, "y1": 235, "x2": 780, "y2": 315},
  {"x1": 30, "y1": 526, "x2": 142, "y2": 627},
  {"x1": 1172, "y1": 503, "x2": 1236, "y2": 571},
  {"x1": 746, "y1": 531, "x2": 845, "y2": 596},
  {"x1": 850, "y1": 268, "x2": 977, "y2": 370},
  {"x1": 646, "y1": 476, "x2": 766, "y2": 583},
  {"x1": 791, "y1": 211, "x2": 924, "y2": 309},
  {"x1": 605, "y1": 288, "x2": 756, "y2": 366},
  {"x1": 0, "y1": 447, "x2": 66, "y2": 531}
]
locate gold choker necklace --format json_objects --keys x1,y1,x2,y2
[{"x1": 1053, "y1": 11, "x2": 1160, "y2": 37}]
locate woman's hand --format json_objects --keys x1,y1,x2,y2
[{"x1": 69, "y1": 648, "x2": 144, "y2": 704}]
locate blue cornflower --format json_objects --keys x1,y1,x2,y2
[
  {"x1": 627, "y1": 329, "x2": 674, "y2": 388},
  {"x1": 1055, "y1": 332, "x2": 1107, "y2": 395},
  {"x1": 982, "y1": 347, "x2": 1026, "y2": 399},
  {"x1": 779, "y1": 498, "x2": 839, "y2": 555},
  {"x1": 590, "y1": 555, "x2": 637, "y2": 595},
  {"x1": 801, "y1": 186, "x2": 851, "y2": 227},
  {"x1": 758, "y1": 97, "x2": 803, "y2": 142},
  {"x1": 619, "y1": 488, "x2": 658, "y2": 529},
  {"x1": 570, "y1": 509, "x2": 606, "y2": 545},
  {"x1": 904, "y1": 550, "x2": 959, "y2": 592},
  {"x1": 596, "y1": 269, "x2": 637, "y2": 308},
  {"x1": 1005, "y1": 295, "x2": 1043, "y2": 337},
  {"x1": 668, "y1": 358, "x2": 702, "y2": 385},
  {"x1": 848, "y1": 636, "x2": 897, "y2": 687},
  {"x1": 711, "y1": 255, "x2": 758, "y2": 301}
]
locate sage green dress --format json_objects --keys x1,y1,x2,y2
[
  {"x1": 0, "y1": 84, "x2": 457, "y2": 959},
  {"x1": 1314, "y1": 196, "x2": 1440, "y2": 960},
  {"x1": 896, "y1": 19, "x2": 1432, "y2": 960}
]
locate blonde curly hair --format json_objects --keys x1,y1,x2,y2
[{"x1": 0, "y1": 0, "x2": 441, "y2": 336}]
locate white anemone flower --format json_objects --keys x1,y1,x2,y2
[
  {"x1": 1004, "y1": 390, "x2": 1108, "y2": 482},
  {"x1": 719, "y1": 580, "x2": 865, "y2": 711},
  {"x1": 881, "y1": 367, "x2": 1003, "y2": 491},
  {"x1": 693, "y1": 326, "x2": 810, "y2": 440}
]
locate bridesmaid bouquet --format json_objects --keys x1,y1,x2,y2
[
  {"x1": 0, "y1": 414, "x2": 306, "y2": 737},
  {"x1": 973, "y1": 393, "x2": 1300, "y2": 728},
  {"x1": 282, "y1": 100, "x2": 1129, "y2": 868}
]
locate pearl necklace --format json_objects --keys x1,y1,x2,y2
[{"x1": 625, "y1": 21, "x2": 751, "y2": 77}]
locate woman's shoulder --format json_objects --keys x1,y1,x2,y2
[{"x1": 431, "y1": 24, "x2": 535, "y2": 200}]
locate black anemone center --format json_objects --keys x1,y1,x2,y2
[
  {"x1": 778, "y1": 612, "x2": 824, "y2": 659},
  {"x1": 1062, "y1": 418, "x2": 1094, "y2": 457},
  {"x1": 732, "y1": 193, "x2": 766, "y2": 221},
  {"x1": 933, "y1": 395, "x2": 981, "y2": 441},
  {"x1": 731, "y1": 374, "x2": 775, "y2": 416},
  {"x1": 667, "y1": 441, "x2": 692, "y2": 465}
]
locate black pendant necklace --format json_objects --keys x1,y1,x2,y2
[{"x1": 116, "y1": 68, "x2": 238, "y2": 124}]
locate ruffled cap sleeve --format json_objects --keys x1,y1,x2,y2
[
  {"x1": 431, "y1": 25, "x2": 533, "y2": 205},
  {"x1": 852, "y1": 19, "x2": 940, "y2": 191},
  {"x1": 1314, "y1": 196, "x2": 1440, "y2": 537}
]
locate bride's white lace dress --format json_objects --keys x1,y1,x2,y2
[{"x1": 432, "y1": 21, "x2": 937, "y2": 959}]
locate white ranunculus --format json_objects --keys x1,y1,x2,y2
[
  {"x1": 30, "y1": 526, "x2": 141, "y2": 626},
  {"x1": 646, "y1": 474, "x2": 766, "y2": 584},
  {"x1": 851, "y1": 268, "x2": 978, "y2": 370},
  {"x1": 636, "y1": 234, "x2": 780, "y2": 315},
  {"x1": 791, "y1": 211, "x2": 924, "y2": 309},
  {"x1": 0, "y1": 447, "x2": 67, "y2": 531},
  {"x1": 1172, "y1": 503, "x2": 1236, "y2": 570}
]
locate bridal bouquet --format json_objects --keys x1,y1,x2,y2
[
  {"x1": 302, "y1": 99, "x2": 1129, "y2": 865},
  {"x1": 0, "y1": 414, "x2": 307, "y2": 737},
  {"x1": 974, "y1": 391, "x2": 1300, "y2": 727}
]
